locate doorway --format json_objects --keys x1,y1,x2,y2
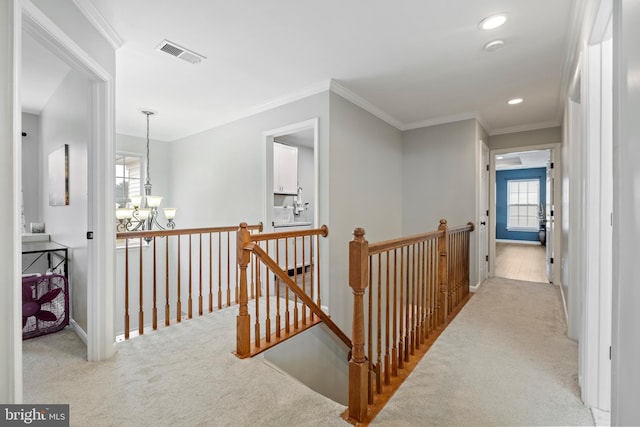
[
  {"x1": 490, "y1": 147, "x2": 556, "y2": 284},
  {"x1": 263, "y1": 119, "x2": 319, "y2": 231},
  {"x1": 21, "y1": 3, "x2": 116, "y2": 364}
]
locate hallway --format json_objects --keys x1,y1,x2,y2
[{"x1": 22, "y1": 278, "x2": 591, "y2": 426}]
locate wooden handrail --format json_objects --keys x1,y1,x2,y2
[
  {"x1": 247, "y1": 243, "x2": 351, "y2": 349},
  {"x1": 116, "y1": 222, "x2": 263, "y2": 240},
  {"x1": 236, "y1": 222, "x2": 348, "y2": 358}
]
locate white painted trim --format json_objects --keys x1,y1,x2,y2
[
  {"x1": 329, "y1": 80, "x2": 404, "y2": 129},
  {"x1": 489, "y1": 120, "x2": 561, "y2": 136},
  {"x1": 558, "y1": 279, "x2": 569, "y2": 331},
  {"x1": 22, "y1": 0, "x2": 116, "y2": 362},
  {"x1": 403, "y1": 111, "x2": 479, "y2": 131},
  {"x1": 179, "y1": 81, "x2": 331, "y2": 141},
  {"x1": 489, "y1": 143, "x2": 561, "y2": 282},
  {"x1": 69, "y1": 318, "x2": 88, "y2": 345},
  {"x1": 470, "y1": 281, "x2": 484, "y2": 293},
  {"x1": 71, "y1": 0, "x2": 124, "y2": 49}
]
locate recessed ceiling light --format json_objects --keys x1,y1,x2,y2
[
  {"x1": 497, "y1": 156, "x2": 504, "y2": 160},
  {"x1": 508, "y1": 98, "x2": 524, "y2": 105},
  {"x1": 484, "y1": 40, "x2": 505, "y2": 52},
  {"x1": 480, "y1": 14, "x2": 507, "y2": 30}
]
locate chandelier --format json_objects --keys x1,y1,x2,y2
[{"x1": 116, "y1": 110, "x2": 176, "y2": 233}]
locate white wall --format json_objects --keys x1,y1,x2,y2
[
  {"x1": 402, "y1": 119, "x2": 478, "y2": 287},
  {"x1": 612, "y1": 0, "x2": 640, "y2": 423},
  {"x1": 40, "y1": 70, "x2": 89, "y2": 332},
  {"x1": 21, "y1": 112, "x2": 41, "y2": 227},
  {"x1": 328, "y1": 92, "x2": 404, "y2": 332},
  {"x1": 489, "y1": 127, "x2": 562, "y2": 150}
]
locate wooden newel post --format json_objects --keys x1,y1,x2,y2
[
  {"x1": 438, "y1": 219, "x2": 449, "y2": 326},
  {"x1": 349, "y1": 228, "x2": 369, "y2": 423},
  {"x1": 236, "y1": 222, "x2": 251, "y2": 358}
]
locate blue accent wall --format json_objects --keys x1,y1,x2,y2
[{"x1": 496, "y1": 167, "x2": 546, "y2": 241}]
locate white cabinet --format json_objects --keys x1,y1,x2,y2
[{"x1": 273, "y1": 142, "x2": 298, "y2": 194}]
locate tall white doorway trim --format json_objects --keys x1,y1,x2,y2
[{"x1": 22, "y1": 1, "x2": 116, "y2": 362}]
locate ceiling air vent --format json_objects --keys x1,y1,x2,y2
[{"x1": 156, "y1": 39, "x2": 205, "y2": 64}]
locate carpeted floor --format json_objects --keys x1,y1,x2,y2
[
  {"x1": 22, "y1": 304, "x2": 347, "y2": 427},
  {"x1": 372, "y1": 277, "x2": 594, "y2": 426},
  {"x1": 23, "y1": 277, "x2": 593, "y2": 426}
]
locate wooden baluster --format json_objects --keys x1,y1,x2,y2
[
  {"x1": 124, "y1": 238, "x2": 130, "y2": 339},
  {"x1": 188, "y1": 234, "x2": 193, "y2": 319},
  {"x1": 398, "y1": 246, "x2": 404, "y2": 368},
  {"x1": 227, "y1": 232, "x2": 231, "y2": 307},
  {"x1": 153, "y1": 236, "x2": 158, "y2": 330},
  {"x1": 209, "y1": 232, "x2": 213, "y2": 313},
  {"x1": 165, "y1": 235, "x2": 170, "y2": 326},
  {"x1": 410, "y1": 244, "x2": 416, "y2": 355},
  {"x1": 368, "y1": 256, "x2": 374, "y2": 404},
  {"x1": 405, "y1": 246, "x2": 410, "y2": 358},
  {"x1": 392, "y1": 248, "x2": 398, "y2": 376},
  {"x1": 199, "y1": 233, "x2": 203, "y2": 316},
  {"x1": 285, "y1": 237, "x2": 290, "y2": 333},
  {"x1": 301, "y1": 235, "x2": 307, "y2": 325},
  {"x1": 293, "y1": 236, "x2": 299, "y2": 329},
  {"x1": 265, "y1": 241, "x2": 271, "y2": 342},
  {"x1": 420, "y1": 241, "x2": 428, "y2": 344},
  {"x1": 376, "y1": 254, "x2": 382, "y2": 394},
  {"x1": 316, "y1": 231, "x2": 322, "y2": 309},
  {"x1": 348, "y1": 227, "x2": 369, "y2": 423},
  {"x1": 309, "y1": 235, "x2": 315, "y2": 322},
  {"x1": 236, "y1": 223, "x2": 251, "y2": 357},
  {"x1": 438, "y1": 219, "x2": 449, "y2": 326},
  {"x1": 276, "y1": 238, "x2": 281, "y2": 338},
  {"x1": 139, "y1": 237, "x2": 144, "y2": 335},
  {"x1": 177, "y1": 235, "x2": 182, "y2": 323},
  {"x1": 417, "y1": 242, "x2": 423, "y2": 347},
  {"x1": 254, "y1": 254, "x2": 261, "y2": 348},
  {"x1": 384, "y1": 251, "x2": 391, "y2": 386},
  {"x1": 218, "y1": 232, "x2": 222, "y2": 309}
]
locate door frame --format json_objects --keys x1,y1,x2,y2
[
  {"x1": 22, "y1": 2, "x2": 116, "y2": 362},
  {"x1": 262, "y1": 118, "x2": 319, "y2": 231},
  {"x1": 489, "y1": 143, "x2": 561, "y2": 284}
]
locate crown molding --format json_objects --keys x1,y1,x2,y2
[
  {"x1": 402, "y1": 111, "x2": 480, "y2": 131},
  {"x1": 72, "y1": 0, "x2": 124, "y2": 50},
  {"x1": 329, "y1": 80, "x2": 404, "y2": 129},
  {"x1": 175, "y1": 80, "x2": 332, "y2": 141},
  {"x1": 489, "y1": 120, "x2": 561, "y2": 136}
]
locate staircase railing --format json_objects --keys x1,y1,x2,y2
[
  {"x1": 347, "y1": 219, "x2": 474, "y2": 423},
  {"x1": 115, "y1": 223, "x2": 262, "y2": 339},
  {"x1": 236, "y1": 222, "x2": 351, "y2": 358}
]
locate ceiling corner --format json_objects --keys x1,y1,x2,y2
[{"x1": 329, "y1": 80, "x2": 404, "y2": 130}]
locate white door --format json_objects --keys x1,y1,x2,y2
[{"x1": 479, "y1": 142, "x2": 489, "y2": 283}]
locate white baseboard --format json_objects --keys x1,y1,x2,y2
[
  {"x1": 69, "y1": 318, "x2": 88, "y2": 345},
  {"x1": 557, "y1": 280, "x2": 569, "y2": 327},
  {"x1": 470, "y1": 280, "x2": 485, "y2": 293}
]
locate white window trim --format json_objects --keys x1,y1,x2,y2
[{"x1": 506, "y1": 178, "x2": 540, "y2": 232}]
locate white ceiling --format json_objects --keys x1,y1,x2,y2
[
  {"x1": 21, "y1": 0, "x2": 579, "y2": 142},
  {"x1": 496, "y1": 149, "x2": 550, "y2": 171}
]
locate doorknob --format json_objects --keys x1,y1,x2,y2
[{"x1": 480, "y1": 221, "x2": 486, "y2": 226}]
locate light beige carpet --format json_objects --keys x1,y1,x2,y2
[
  {"x1": 372, "y1": 277, "x2": 593, "y2": 426},
  {"x1": 23, "y1": 304, "x2": 347, "y2": 427}
]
